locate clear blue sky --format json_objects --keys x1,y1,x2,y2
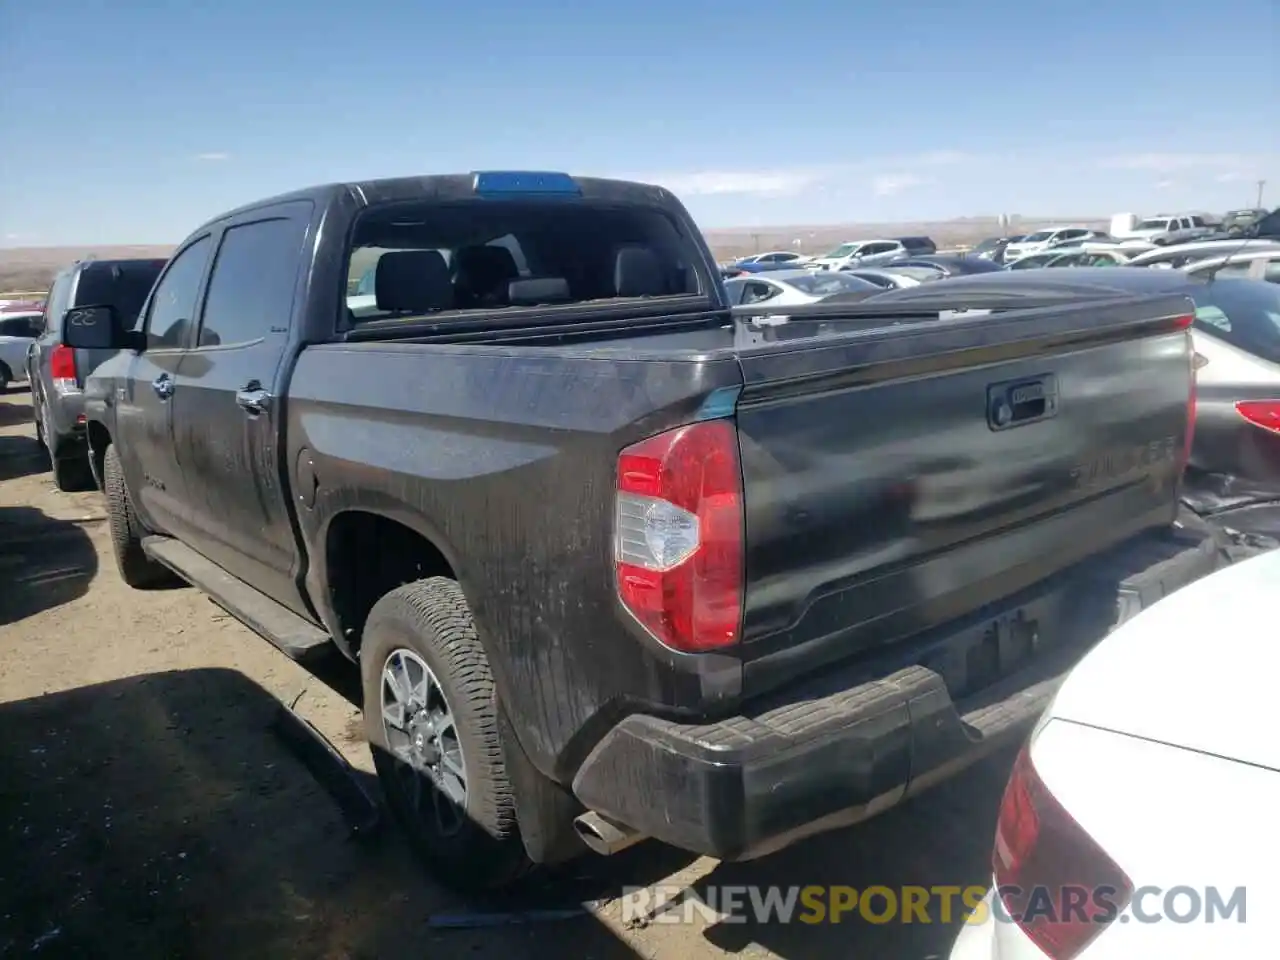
[{"x1": 1, "y1": 0, "x2": 1276, "y2": 245}]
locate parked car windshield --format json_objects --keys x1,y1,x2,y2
[
  {"x1": 1191, "y1": 279, "x2": 1280, "y2": 364},
  {"x1": 1135, "y1": 218, "x2": 1173, "y2": 231},
  {"x1": 1022, "y1": 230, "x2": 1054, "y2": 243},
  {"x1": 820, "y1": 243, "x2": 860, "y2": 259}
]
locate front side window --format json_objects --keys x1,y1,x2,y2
[
  {"x1": 145, "y1": 238, "x2": 212, "y2": 348},
  {"x1": 740, "y1": 282, "x2": 779, "y2": 304}
]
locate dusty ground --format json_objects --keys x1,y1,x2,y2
[{"x1": 0, "y1": 388, "x2": 1015, "y2": 960}]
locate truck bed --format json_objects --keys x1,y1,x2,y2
[{"x1": 289, "y1": 283, "x2": 1197, "y2": 776}]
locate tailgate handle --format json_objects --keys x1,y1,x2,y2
[{"x1": 988, "y1": 374, "x2": 1058, "y2": 430}]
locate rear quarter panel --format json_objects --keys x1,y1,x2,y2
[{"x1": 286, "y1": 340, "x2": 743, "y2": 777}]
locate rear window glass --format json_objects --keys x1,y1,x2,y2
[
  {"x1": 1192, "y1": 280, "x2": 1280, "y2": 363},
  {"x1": 345, "y1": 200, "x2": 702, "y2": 322},
  {"x1": 74, "y1": 261, "x2": 166, "y2": 326}
]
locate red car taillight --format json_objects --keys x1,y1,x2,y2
[
  {"x1": 614, "y1": 419, "x2": 744, "y2": 653},
  {"x1": 1234, "y1": 400, "x2": 1280, "y2": 435},
  {"x1": 49, "y1": 344, "x2": 81, "y2": 396},
  {"x1": 993, "y1": 746, "x2": 1133, "y2": 960}
]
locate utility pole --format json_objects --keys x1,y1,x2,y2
[
  {"x1": 751, "y1": 232, "x2": 761, "y2": 253},
  {"x1": 1257, "y1": 180, "x2": 1267, "y2": 209}
]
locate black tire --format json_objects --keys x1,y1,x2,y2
[
  {"x1": 51, "y1": 454, "x2": 95, "y2": 492},
  {"x1": 360, "y1": 577, "x2": 531, "y2": 892},
  {"x1": 0, "y1": 362, "x2": 11, "y2": 392},
  {"x1": 103, "y1": 443, "x2": 176, "y2": 588}
]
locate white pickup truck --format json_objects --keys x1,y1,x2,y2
[{"x1": 1123, "y1": 213, "x2": 1216, "y2": 246}]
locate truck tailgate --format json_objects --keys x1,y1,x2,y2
[{"x1": 734, "y1": 293, "x2": 1194, "y2": 693}]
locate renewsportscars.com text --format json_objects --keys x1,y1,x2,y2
[{"x1": 620, "y1": 884, "x2": 1247, "y2": 926}]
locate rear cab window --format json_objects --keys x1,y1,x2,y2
[
  {"x1": 343, "y1": 178, "x2": 707, "y2": 327},
  {"x1": 74, "y1": 260, "x2": 167, "y2": 330}
]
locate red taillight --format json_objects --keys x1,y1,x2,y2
[
  {"x1": 993, "y1": 746, "x2": 1133, "y2": 960},
  {"x1": 49, "y1": 344, "x2": 81, "y2": 396},
  {"x1": 1234, "y1": 400, "x2": 1280, "y2": 435},
  {"x1": 614, "y1": 420, "x2": 744, "y2": 653},
  {"x1": 50, "y1": 345, "x2": 76, "y2": 380}
]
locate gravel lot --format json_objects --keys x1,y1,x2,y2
[{"x1": 0, "y1": 387, "x2": 1015, "y2": 960}]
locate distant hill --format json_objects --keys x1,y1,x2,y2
[
  {"x1": 0, "y1": 214, "x2": 1107, "y2": 293},
  {"x1": 0, "y1": 245, "x2": 175, "y2": 294}
]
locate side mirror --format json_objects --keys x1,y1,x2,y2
[{"x1": 60, "y1": 304, "x2": 142, "y2": 352}]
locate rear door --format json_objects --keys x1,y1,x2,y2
[
  {"x1": 168, "y1": 202, "x2": 313, "y2": 615},
  {"x1": 114, "y1": 236, "x2": 215, "y2": 539}
]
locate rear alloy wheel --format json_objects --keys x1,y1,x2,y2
[
  {"x1": 381, "y1": 649, "x2": 470, "y2": 837},
  {"x1": 361, "y1": 578, "x2": 530, "y2": 892}
]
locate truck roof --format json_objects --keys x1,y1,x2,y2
[{"x1": 188, "y1": 171, "x2": 679, "y2": 237}]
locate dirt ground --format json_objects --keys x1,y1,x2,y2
[{"x1": 0, "y1": 388, "x2": 1016, "y2": 960}]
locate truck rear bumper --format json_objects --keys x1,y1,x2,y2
[{"x1": 571, "y1": 524, "x2": 1227, "y2": 860}]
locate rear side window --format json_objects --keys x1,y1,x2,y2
[
  {"x1": 347, "y1": 199, "x2": 702, "y2": 322},
  {"x1": 1193, "y1": 280, "x2": 1280, "y2": 364},
  {"x1": 43, "y1": 272, "x2": 74, "y2": 335},
  {"x1": 198, "y1": 217, "x2": 308, "y2": 347},
  {"x1": 74, "y1": 261, "x2": 166, "y2": 327},
  {"x1": 0, "y1": 316, "x2": 41, "y2": 337}
]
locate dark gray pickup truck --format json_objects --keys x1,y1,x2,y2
[{"x1": 64, "y1": 170, "x2": 1229, "y2": 891}]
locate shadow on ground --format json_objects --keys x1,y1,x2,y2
[
  {"x1": 0, "y1": 505, "x2": 98, "y2": 626},
  {"x1": 568, "y1": 749, "x2": 1013, "y2": 958},
  {"x1": 289, "y1": 641, "x2": 1012, "y2": 958},
  {"x1": 0, "y1": 668, "x2": 646, "y2": 960},
  {"x1": 0, "y1": 435, "x2": 46, "y2": 483},
  {"x1": 0, "y1": 399, "x2": 33, "y2": 428}
]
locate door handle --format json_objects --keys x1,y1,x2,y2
[
  {"x1": 152, "y1": 374, "x2": 174, "y2": 400},
  {"x1": 235, "y1": 385, "x2": 271, "y2": 416}
]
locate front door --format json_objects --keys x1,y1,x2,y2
[
  {"x1": 114, "y1": 235, "x2": 214, "y2": 539},
  {"x1": 168, "y1": 203, "x2": 313, "y2": 616}
]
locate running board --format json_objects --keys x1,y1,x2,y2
[{"x1": 141, "y1": 536, "x2": 333, "y2": 662}]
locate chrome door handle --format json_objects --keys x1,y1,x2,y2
[
  {"x1": 235, "y1": 386, "x2": 271, "y2": 415},
  {"x1": 152, "y1": 374, "x2": 174, "y2": 399}
]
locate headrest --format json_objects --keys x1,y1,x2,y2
[
  {"x1": 614, "y1": 246, "x2": 667, "y2": 298},
  {"x1": 375, "y1": 250, "x2": 452, "y2": 313},
  {"x1": 508, "y1": 277, "x2": 572, "y2": 305},
  {"x1": 454, "y1": 245, "x2": 519, "y2": 284}
]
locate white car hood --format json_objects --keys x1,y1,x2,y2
[{"x1": 1049, "y1": 549, "x2": 1280, "y2": 770}]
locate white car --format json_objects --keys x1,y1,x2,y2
[
  {"x1": 1181, "y1": 248, "x2": 1280, "y2": 282},
  {"x1": 951, "y1": 548, "x2": 1280, "y2": 960},
  {"x1": 723, "y1": 269, "x2": 879, "y2": 307},
  {"x1": 839, "y1": 268, "x2": 926, "y2": 289},
  {"x1": 807, "y1": 238, "x2": 933, "y2": 271},
  {"x1": 1127, "y1": 238, "x2": 1280, "y2": 270},
  {"x1": 0, "y1": 310, "x2": 41, "y2": 391},
  {"x1": 1001, "y1": 227, "x2": 1099, "y2": 262},
  {"x1": 732, "y1": 250, "x2": 809, "y2": 266}
]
